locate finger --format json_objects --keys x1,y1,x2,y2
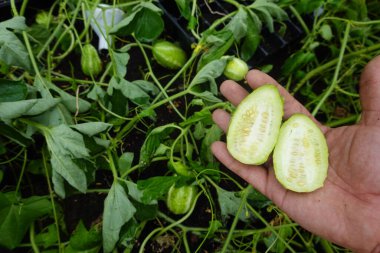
[
  {"x1": 246, "y1": 70, "x2": 328, "y2": 132},
  {"x1": 212, "y1": 109, "x2": 230, "y2": 133},
  {"x1": 359, "y1": 55, "x2": 380, "y2": 126},
  {"x1": 220, "y1": 80, "x2": 249, "y2": 106},
  {"x1": 211, "y1": 141, "x2": 271, "y2": 195}
]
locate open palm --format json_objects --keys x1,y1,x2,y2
[{"x1": 212, "y1": 56, "x2": 380, "y2": 253}]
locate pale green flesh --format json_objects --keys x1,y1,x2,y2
[
  {"x1": 227, "y1": 84, "x2": 284, "y2": 165},
  {"x1": 273, "y1": 114, "x2": 328, "y2": 192}
]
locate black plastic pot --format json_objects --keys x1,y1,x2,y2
[{"x1": 158, "y1": 0, "x2": 308, "y2": 68}]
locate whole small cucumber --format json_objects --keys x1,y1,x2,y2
[
  {"x1": 152, "y1": 41, "x2": 187, "y2": 70},
  {"x1": 166, "y1": 184, "x2": 197, "y2": 215},
  {"x1": 81, "y1": 44, "x2": 102, "y2": 77}
]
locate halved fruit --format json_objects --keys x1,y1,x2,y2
[
  {"x1": 227, "y1": 84, "x2": 284, "y2": 165},
  {"x1": 273, "y1": 114, "x2": 328, "y2": 192}
]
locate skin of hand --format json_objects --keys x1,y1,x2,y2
[{"x1": 212, "y1": 56, "x2": 380, "y2": 253}]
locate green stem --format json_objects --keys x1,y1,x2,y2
[
  {"x1": 29, "y1": 222, "x2": 40, "y2": 253},
  {"x1": 320, "y1": 239, "x2": 335, "y2": 253},
  {"x1": 223, "y1": 0, "x2": 241, "y2": 8},
  {"x1": 135, "y1": 38, "x2": 185, "y2": 120},
  {"x1": 115, "y1": 89, "x2": 189, "y2": 140},
  {"x1": 151, "y1": 51, "x2": 199, "y2": 104},
  {"x1": 10, "y1": 0, "x2": 18, "y2": 16},
  {"x1": 42, "y1": 149, "x2": 62, "y2": 253},
  {"x1": 326, "y1": 115, "x2": 358, "y2": 127},
  {"x1": 291, "y1": 42, "x2": 380, "y2": 95},
  {"x1": 312, "y1": 23, "x2": 350, "y2": 116},
  {"x1": 19, "y1": 0, "x2": 29, "y2": 16},
  {"x1": 289, "y1": 5, "x2": 310, "y2": 35},
  {"x1": 14, "y1": 149, "x2": 27, "y2": 195},
  {"x1": 246, "y1": 203, "x2": 296, "y2": 253},
  {"x1": 220, "y1": 185, "x2": 250, "y2": 253}
]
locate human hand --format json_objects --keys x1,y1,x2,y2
[{"x1": 212, "y1": 56, "x2": 380, "y2": 252}]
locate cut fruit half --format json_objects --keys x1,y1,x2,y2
[
  {"x1": 227, "y1": 84, "x2": 284, "y2": 165},
  {"x1": 273, "y1": 114, "x2": 329, "y2": 192}
]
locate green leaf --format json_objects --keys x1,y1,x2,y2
[
  {"x1": 34, "y1": 224, "x2": 58, "y2": 249},
  {"x1": 295, "y1": 0, "x2": 324, "y2": 15},
  {"x1": 0, "y1": 194, "x2": 52, "y2": 249},
  {"x1": 175, "y1": 0, "x2": 191, "y2": 19},
  {"x1": 118, "y1": 152, "x2": 134, "y2": 176},
  {"x1": 45, "y1": 124, "x2": 89, "y2": 196},
  {"x1": 191, "y1": 91, "x2": 222, "y2": 104},
  {"x1": 241, "y1": 12, "x2": 261, "y2": 61},
  {"x1": 0, "y1": 17, "x2": 32, "y2": 71},
  {"x1": 110, "y1": 6, "x2": 163, "y2": 42},
  {"x1": 132, "y1": 80, "x2": 159, "y2": 96},
  {"x1": 70, "y1": 221, "x2": 101, "y2": 251},
  {"x1": 108, "y1": 77, "x2": 151, "y2": 106},
  {"x1": 180, "y1": 109, "x2": 213, "y2": 127},
  {"x1": 0, "y1": 16, "x2": 28, "y2": 30},
  {"x1": 137, "y1": 176, "x2": 179, "y2": 204},
  {"x1": 190, "y1": 57, "x2": 229, "y2": 93},
  {"x1": 133, "y1": 8, "x2": 164, "y2": 42},
  {"x1": 49, "y1": 125, "x2": 89, "y2": 158},
  {"x1": 139, "y1": 124, "x2": 176, "y2": 167},
  {"x1": 0, "y1": 79, "x2": 27, "y2": 102},
  {"x1": 201, "y1": 124, "x2": 223, "y2": 164},
  {"x1": 248, "y1": 0, "x2": 288, "y2": 32},
  {"x1": 197, "y1": 30, "x2": 234, "y2": 70},
  {"x1": 0, "y1": 98, "x2": 60, "y2": 120},
  {"x1": 0, "y1": 122, "x2": 33, "y2": 147},
  {"x1": 216, "y1": 187, "x2": 251, "y2": 222},
  {"x1": 71, "y1": 122, "x2": 112, "y2": 137},
  {"x1": 112, "y1": 51, "x2": 130, "y2": 78},
  {"x1": 264, "y1": 225, "x2": 293, "y2": 253},
  {"x1": 225, "y1": 8, "x2": 248, "y2": 41},
  {"x1": 0, "y1": 170, "x2": 3, "y2": 183},
  {"x1": 125, "y1": 181, "x2": 158, "y2": 220},
  {"x1": 37, "y1": 77, "x2": 91, "y2": 113},
  {"x1": 281, "y1": 51, "x2": 316, "y2": 76},
  {"x1": 103, "y1": 182, "x2": 136, "y2": 253}
]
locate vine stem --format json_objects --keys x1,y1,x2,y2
[
  {"x1": 42, "y1": 149, "x2": 62, "y2": 253},
  {"x1": 115, "y1": 89, "x2": 188, "y2": 141},
  {"x1": 139, "y1": 192, "x2": 202, "y2": 253},
  {"x1": 312, "y1": 22, "x2": 350, "y2": 116},
  {"x1": 289, "y1": 5, "x2": 310, "y2": 35},
  {"x1": 291, "y1": 42, "x2": 380, "y2": 95},
  {"x1": 29, "y1": 222, "x2": 40, "y2": 253},
  {"x1": 220, "y1": 185, "x2": 250, "y2": 253},
  {"x1": 135, "y1": 37, "x2": 185, "y2": 120}
]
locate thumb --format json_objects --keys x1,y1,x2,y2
[{"x1": 359, "y1": 55, "x2": 380, "y2": 126}]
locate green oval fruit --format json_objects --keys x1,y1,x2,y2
[
  {"x1": 81, "y1": 44, "x2": 102, "y2": 77},
  {"x1": 227, "y1": 84, "x2": 284, "y2": 165},
  {"x1": 166, "y1": 184, "x2": 197, "y2": 215},
  {"x1": 152, "y1": 41, "x2": 187, "y2": 70},
  {"x1": 223, "y1": 57, "x2": 249, "y2": 81},
  {"x1": 273, "y1": 114, "x2": 328, "y2": 192},
  {"x1": 170, "y1": 161, "x2": 192, "y2": 177}
]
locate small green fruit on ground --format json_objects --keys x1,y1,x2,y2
[
  {"x1": 227, "y1": 84, "x2": 284, "y2": 165},
  {"x1": 152, "y1": 41, "x2": 187, "y2": 70},
  {"x1": 223, "y1": 57, "x2": 249, "y2": 81},
  {"x1": 81, "y1": 44, "x2": 102, "y2": 77},
  {"x1": 273, "y1": 114, "x2": 329, "y2": 192},
  {"x1": 166, "y1": 184, "x2": 197, "y2": 215}
]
